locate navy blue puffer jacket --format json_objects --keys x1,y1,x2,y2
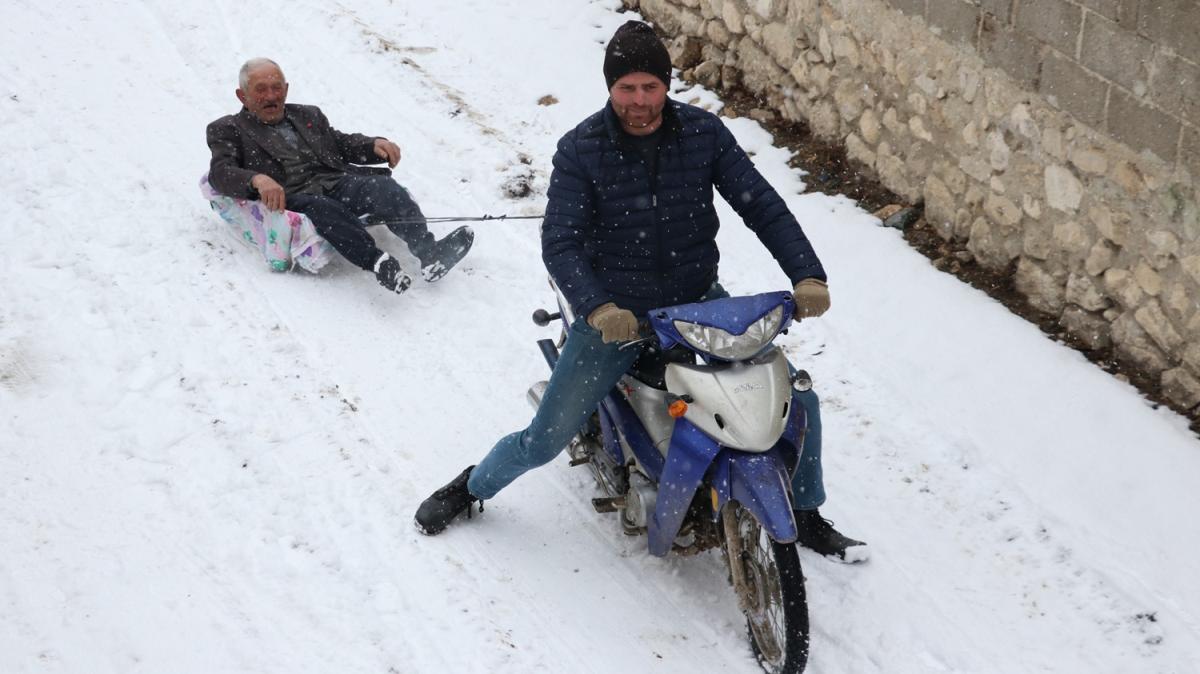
[{"x1": 541, "y1": 99, "x2": 827, "y2": 320}]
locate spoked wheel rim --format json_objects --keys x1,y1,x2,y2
[
  {"x1": 737, "y1": 513, "x2": 788, "y2": 668},
  {"x1": 724, "y1": 502, "x2": 810, "y2": 674}
]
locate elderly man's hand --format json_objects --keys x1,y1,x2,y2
[
  {"x1": 251, "y1": 174, "x2": 286, "y2": 211},
  {"x1": 792, "y1": 278, "x2": 831, "y2": 319},
  {"x1": 374, "y1": 138, "x2": 401, "y2": 168}
]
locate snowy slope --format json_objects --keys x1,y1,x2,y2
[{"x1": 2, "y1": 1, "x2": 1198, "y2": 672}]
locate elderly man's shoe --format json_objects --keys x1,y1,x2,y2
[
  {"x1": 374, "y1": 253, "x2": 412, "y2": 294},
  {"x1": 419, "y1": 226, "x2": 474, "y2": 282}
]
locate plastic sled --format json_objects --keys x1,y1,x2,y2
[{"x1": 199, "y1": 172, "x2": 334, "y2": 273}]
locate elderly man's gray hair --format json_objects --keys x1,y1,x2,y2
[{"x1": 238, "y1": 58, "x2": 284, "y2": 89}]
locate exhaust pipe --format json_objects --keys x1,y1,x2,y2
[{"x1": 527, "y1": 380, "x2": 548, "y2": 410}]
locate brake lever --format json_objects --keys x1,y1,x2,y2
[
  {"x1": 618, "y1": 336, "x2": 655, "y2": 351},
  {"x1": 618, "y1": 319, "x2": 656, "y2": 351}
]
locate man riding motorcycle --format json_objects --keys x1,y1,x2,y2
[{"x1": 414, "y1": 21, "x2": 867, "y2": 563}]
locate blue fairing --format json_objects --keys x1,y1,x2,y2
[
  {"x1": 714, "y1": 405, "x2": 805, "y2": 545},
  {"x1": 649, "y1": 420, "x2": 722, "y2": 557},
  {"x1": 650, "y1": 291, "x2": 795, "y2": 353},
  {"x1": 648, "y1": 402, "x2": 806, "y2": 557},
  {"x1": 597, "y1": 406, "x2": 624, "y2": 468},
  {"x1": 726, "y1": 451, "x2": 798, "y2": 543}
]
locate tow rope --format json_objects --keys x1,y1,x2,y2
[{"x1": 372, "y1": 214, "x2": 544, "y2": 226}]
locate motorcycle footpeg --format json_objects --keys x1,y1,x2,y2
[{"x1": 591, "y1": 496, "x2": 625, "y2": 513}]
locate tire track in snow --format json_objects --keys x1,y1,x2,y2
[
  {"x1": 791, "y1": 345, "x2": 1182, "y2": 673},
  {"x1": 327, "y1": 3, "x2": 547, "y2": 209}
]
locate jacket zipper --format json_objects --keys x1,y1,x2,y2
[{"x1": 649, "y1": 143, "x2": 666, "y2": 307}]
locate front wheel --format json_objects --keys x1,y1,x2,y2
[{"x1": 722, "y1": 502, "x2": 810, "y2": 674}]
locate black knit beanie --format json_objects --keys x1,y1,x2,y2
[{"x1": 603, "y1": 21, "x2": 672, "y2": 89}]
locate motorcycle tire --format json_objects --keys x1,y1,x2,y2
[{"x1": 722, "y1": 502, "x2": 810, "y2": 674}]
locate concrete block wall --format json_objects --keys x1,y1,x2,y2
[
  {"x1": 624, "y1": 0, "x2": 1200, "y2": 413},
  {"x1": 893, "y1": 0, "x2": 1200, "y2": 173}
]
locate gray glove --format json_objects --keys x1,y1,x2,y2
[
  {"x1": 587, "y1": 302, "x2": 639, "y2": 343},
  {"x1": 792, "y1": 278, "x2": 831, "y2": 319}
]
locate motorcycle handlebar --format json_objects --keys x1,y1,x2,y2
[
  {"x1": 534, "y1": 293, "x2": 798, "y2": 348},
  {"x1": 531, "y1": 308, "x2": 561, "y2": 327},
  {"x1": 617, "y1": 319, "x2": 656, "y2": 350}
]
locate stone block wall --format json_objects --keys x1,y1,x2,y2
[{"x1": 624, "y1": 0, "x2": 1200, "y2": 413}]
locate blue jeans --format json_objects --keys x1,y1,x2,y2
[
  {"x1": 287, "y1": 175, "x2": 433, "y2": 270},
  {"x1": 467, "y1": 289, "x2": 827, "y2": 510}
]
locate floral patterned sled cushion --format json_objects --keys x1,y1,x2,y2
[{"x1": 199, "y1": 173, "x2": 334, "y2": 273}]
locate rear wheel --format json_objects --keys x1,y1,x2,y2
[{"x1": 722, "y1": 502, "x2": 810, "y2": 674}]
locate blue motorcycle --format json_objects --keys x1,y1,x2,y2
[{"x1": 531, "y1": 285, "x2": 812, "y2": 674}]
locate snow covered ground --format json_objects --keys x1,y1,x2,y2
[{"x1": 2, "y1": 1, "x2": 1199, "y2": 672}]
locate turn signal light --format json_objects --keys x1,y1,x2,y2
[{"x1": 668, "y1": 399, "x2": 689, "y2": 418}]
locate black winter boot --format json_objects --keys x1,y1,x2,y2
[
  {"x1": 414, "y1": 465, "x2": 481, "y2": 535},
  {"x1": 418, "y1": 226, "x2": 474, "y2": 282},
  {"x1": 794, "y1": 508, "x2": 869, "y2": 563},
  {"x1": 374, "y1": 253, "x2": 412, "y2": 295}
]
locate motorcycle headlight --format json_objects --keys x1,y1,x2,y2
[{"x1": 673, "y1": 306, "x2": 784, "y2": 360}]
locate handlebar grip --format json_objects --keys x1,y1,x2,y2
[{"x1": 532, "y1": 308, "x2": 561, "y2": 326}]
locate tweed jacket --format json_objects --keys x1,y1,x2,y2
[
  {"x1": 541, "y1": 99, "x2": 827, "y2": 320},
  {"x1": 206, "y1": 103, "x2": 389, "y2": 200}
]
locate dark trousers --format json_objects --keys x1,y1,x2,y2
[{"x1": 287, "y1": 175, "x2": 435, "y2": 270}]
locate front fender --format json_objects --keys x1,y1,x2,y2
[
  {"x1": 648, "y1": 419, "x2": 721, "y2": 557},
  {"x1": 649, "y1": 420, "x2": 800, "y2": 555},
  {"x1": 720, "y1": 451, "x2": 798, "y2": 544}
]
